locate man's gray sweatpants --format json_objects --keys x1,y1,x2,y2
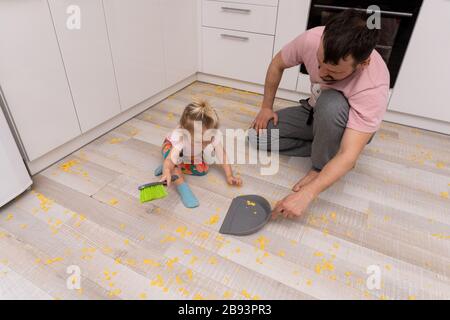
[{"x1": 249, "y1": 89, "x2": 359, "y2": 171}]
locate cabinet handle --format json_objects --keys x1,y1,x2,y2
[
  {"x1": 220, "y1": 34, "x2": 249, "y2": 41},
  {"x1": 313, "y1": 4, "x2": 413, "y2": 18},
  {"x1": 221, "y1": 7, "x2": 251, "y2": 14}
]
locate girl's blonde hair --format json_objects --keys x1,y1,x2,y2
[{"x1": 180, "y1": 99, "x2": 219, "y2": 132}]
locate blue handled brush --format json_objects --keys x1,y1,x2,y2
[{"x1": 138, "y1": 175, "x2": 179, "y2": 203}]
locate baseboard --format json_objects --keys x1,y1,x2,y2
[
  {"x1": 197, "y1": 73, "x2": 309, "y2": 102},
  {"x1": 27, "y1": 74, "x2": 197, "y2": 175},
  {"x1": 384, "y1": 110, "x2": 450, "y2": 136}
]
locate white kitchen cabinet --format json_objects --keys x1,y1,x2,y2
[
  {"x1": 162, "y1": 0, "x2": 198, "y2": 87},
  {"x1": 103, "y1": 0, "x2": 166, "y2": 110},
  {"x1": 48, "y1": 0, "x2": 121, "y2": 132},
  {"x1": 0, "y1": 0, "x2": 81, "y2": 161},
  {"x1": 389, "y1": 0, "x2": 450, "y2": 123},
  {"x1": 202, "y1": 27, "x2": 274, "y2": 85},
  {"x1": 273, "y1": 0, "x2": 311, "y2": 91}
]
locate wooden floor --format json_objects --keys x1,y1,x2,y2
[{"x1": 1, "y1": 82, "x2": 449, "y2": 300}]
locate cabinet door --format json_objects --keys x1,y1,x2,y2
[
  {"x1": 48, "y1": 0, "x2": 121, "y2": 132},
  {"x1": 0, "y1": 0, "x2": 81, "y2": 161},
  {"x1": 103, "y1": 0, "x2": 166, "y2": 110},
  {"x1": 273, "y1": 0, "x2": 311, "y2": 91},
  {"x1": 389, "y1": 0, "x2": 450, "y2": 123},
  {"x1": 162, "y1": 0, "x2": 198, "y2": 87}
]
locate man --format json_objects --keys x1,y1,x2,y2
[{"x1": 249, "y1": 9, "x2": 390, "y2": 219}]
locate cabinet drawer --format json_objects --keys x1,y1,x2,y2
[
  {"x1": 202, "y1": 0, "x2": 277, "y2": 35},
  {"x1": 204, "y1": 0, "x2": 278, "y2": 7},
  {"x1": 202, "y1": 27, "x2": 274, "y2": 85}
]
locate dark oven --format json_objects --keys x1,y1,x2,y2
[{"x1": 301, "y1": 0, "x2": 424, "y2": 88}]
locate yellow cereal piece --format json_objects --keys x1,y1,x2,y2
[
  {"x1": 45, "y1": 257, "x2": 63, "y2": 265},
  {"x1": 186, "y1": 269, "x2": 193, "y2": 280},
  {"x1": 223, "y1": 291, "x2": 232, "y2": 299},
  {"x1": 166, "y1": 257, "x2": 179, "y2": 270},
  {"x1": 330, "y1": 211, "x2": 337, "y2": 221},
  {"x1": 108, "y1": 288, "x2": 121, "y2": 297},
  {"x1": 198, "y1": 231, "x2": 210, "y2": 240},
  {"x1": 306, "y1": 279, "x2": 313, "y2": 286},
  {"x1": 314, "y1": 264, "x2": 322, "y2": 274},
  {"x1": 109, "y1": 138, "x2": 123, "y2": 144},
  {"x1": 208, "y1": 257, "x2": 218, "y2": 265},
  {"x1": 179, "y1": 288, "x2": 189, "y2": 296},
  {"x1": 408, "y1": 295, "x2": 416, "y2": 300},
  {"x1": 74, "y1": 214, "x2": 86, "y2": 227},
  {"x1": 176, "y1": 226, "x2": 189, "y2": 238},
  {"x1": 193, "y1": 293, "x2": 204, "y2": 300},
  {"x1": 278, "y1": 250, "x2": 286, "y2": 257},
  {"x1": 440, "y1": 192, "x2": 449, "y2": 199},
  {"x1": 60, "y1": 159, "x2": 79, "y2": 172},
  {"x1": 143, "y1": 259, "x2": 161, "y2": 267},
  {"x1": 150, "y1": 275, "x2": 164, "y2": 287},
  {"x1": 109, "y1": 198, "x2": 119, "y2": 206},
  {"x1": 314, "y1": 251, "x2": 324, "y2": 257},
  {"x1": 436, "y1": 162, "x2": 446, "y2": 169},
  {"x1": 205, "y1": 214, "x2": 220, "y2": 225},
  {"x1": 175, "y1": 275, "x2": 183, "y2": 285},
  {"x1": 255, "y1": 236, "x2": 269, "y2": 250},
  {"x1": 139, "y1": 293, "x2": 147, "y2": 300},
  {"x1": 5, "y1": 213, "x2": 13, "y2": 221},
  {"x1": 246, "y1": 200, "x2": 256, "y2": 207},
  {"x1": 160, "y1": 235, "x2": 177, "y2": 243}
]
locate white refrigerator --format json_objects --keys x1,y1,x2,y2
[{"x1": 0, "y1": 107, "x2": 32, "y2": 208}]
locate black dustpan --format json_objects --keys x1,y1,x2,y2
[{"x1": 219, "y1": 195, "x2": 271, "y2": 236}]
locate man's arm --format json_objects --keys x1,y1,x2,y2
[
  {"x1": 305, "y1": 128, "x2": 373, "y2": 197},
  {"x1": 252, "y1": 52, "x2": 288, "y2": 131},
  {"x1": 272, "y1": 128, "x2": 373, "y2": 219}
]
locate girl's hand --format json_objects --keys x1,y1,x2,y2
[
  {"x1": 227, "y1": 175, "x2": 242, "y2": 187},
  {"x1": 160, "y1": 160, "x2": 174, "y2": 187}
]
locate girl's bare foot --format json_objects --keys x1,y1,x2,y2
[{"x1": 292, "y1": 169, "x2": 320, "y2": 192}]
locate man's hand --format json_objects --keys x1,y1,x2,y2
[
  {"x1": 271, "y1": 188, "x2": 316, "y2": 219},
  {"x1": 252, "y1": 108, "x2": 278, "y2": 132},
  {"x1": 251, "y1": 52, "x2": 286, "y2": 132}
]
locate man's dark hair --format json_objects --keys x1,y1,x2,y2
[{"x1": 323, "y1": 9, "x2": 380, "y2": 65}]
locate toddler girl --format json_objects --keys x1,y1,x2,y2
[{"x1": 157, "y1": 100, "x2": 242, "y2": 208}]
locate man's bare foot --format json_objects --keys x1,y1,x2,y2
[{"x1": 292, "y1": 169, "x2": 320, "y2": 192}]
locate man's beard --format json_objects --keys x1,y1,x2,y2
[
  {"x1": 320, "y1": 76, "x2": 337, "y2": 83},
  {"x1": 320, "y1": 69, "x2": 357, "y2": 83}
]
